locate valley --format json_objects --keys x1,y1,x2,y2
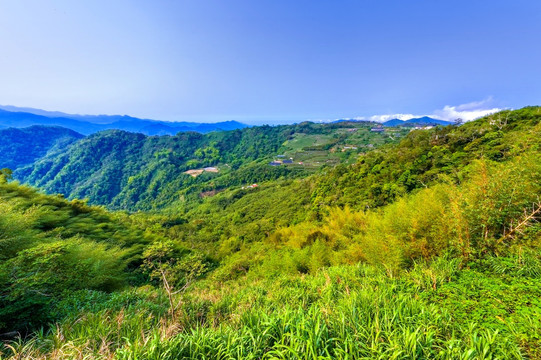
[{"x1": 0, "y1": 107, "x2": 540, "y2": 359}]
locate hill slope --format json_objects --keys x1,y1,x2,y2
[
  {"x1": 0, "y1": 179, "x2": 161, "y2": 332},
  {"x1": 313, "y1": 107, "x2": 541, "y2": 210},
  {"x1": 0, "y1": 126, "x2": 83, "y2": 170},
  {"x1": 14, "y1": 122, "x2": 404, "y2": 210}
]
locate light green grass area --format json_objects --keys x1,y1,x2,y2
[
  {"x1": 5, "y1": 260, "x2": 538, "y2": 359},
  {"x1": 282, "y1": 133, "x2": 336, "y2": 151}
]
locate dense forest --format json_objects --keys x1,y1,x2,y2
[{"x1": 1, "y1": 107, "x2": 540, "y2": 359}]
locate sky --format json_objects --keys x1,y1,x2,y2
[{"x1": 0, "y1": 0, "x2": 540, "y2": 124}]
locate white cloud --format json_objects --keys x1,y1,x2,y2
[
  {"x1": 432, "y1": 98, "x2": 503, "y2": 121},
  {"x1": 432, "y1": 105, "x2": 502, "y2": 122},
  {"x1": 321, "y1": 98, "x2": 505, "y2": 124},
  {"x1": 365, "y1": 98, "x2": 504, "y2": 123},
  {"x1": 338, "y1": 113, "x2": 426, "y2": 122},
  {"x1": 453, "y1": 97, "x2": 495, "y2": 111}
]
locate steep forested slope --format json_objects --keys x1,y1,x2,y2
[
  {"x1": 0, "y1": 126, "x2": 83, "y2": 170},
  {"x1": 15, "y1": 127, "x2": 292, "y2": 208}
]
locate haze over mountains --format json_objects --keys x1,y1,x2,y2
[
  {"x1": 0, "y1": 105, "x2": 248, "y2": 136},
  {"x1": 0, "y1": 105, "x2": 456, "y2": 137}
]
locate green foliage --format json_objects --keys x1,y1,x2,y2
[
  {"x1": 3, "y1": 263, "x2": 534, "y2": 359},
  {"x1": 142, "y1": 240, "x2": 207, "y2": 290},
  {"x1": 0, "y1": 238, "x2": 126, "y2": 331},
  {"x1": 0, "y1": 182, "x2": 158, "y2": 332}
]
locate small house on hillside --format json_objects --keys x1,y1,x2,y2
[
  {"x1": 269, "y1": 161, "x2": 282, "y2": 166},
  {"x1": 370, "y1": 128, "x2": 385, "y2": 132},
  {"x1": 282, "y1": 159, "x2": 293, "y2": 164}
]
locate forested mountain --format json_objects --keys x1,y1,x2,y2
[
  {"x1": 0, "y1": 106, "x2": 248, "y2": 135},
  {"x1": 1, "y1": 107, "x2": 541, "y2": 359},
  {"x1": 13, "y1": 121, "x2": 405, "y2": 210},
  {"x1": 156, "y1": 107, "x2": 541, "y2": 254},
  {"x1": 0, "y1": 126, "x2": 83, "y2": 170},
  {"x1": 313, "y1": 106, "x2": 541, "y2": 209}
]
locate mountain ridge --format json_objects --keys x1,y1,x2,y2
[{"x1": 0, "y1": 106, "x2": 248, "y2": 135}]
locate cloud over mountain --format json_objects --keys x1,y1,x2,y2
[
  {"x1": 350, "y1": 98, "x2": 504, "y2": 123},
  {"x1": 432, "y1": 98, "x2": 503, "y2": 122}
]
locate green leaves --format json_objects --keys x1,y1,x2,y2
[{"x1": 142, "y1": 240, "x2": 207, "y2": 290}]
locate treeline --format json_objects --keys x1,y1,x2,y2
[{"x1": 139, "y1": 107, "x2": 541, "y2": 262}]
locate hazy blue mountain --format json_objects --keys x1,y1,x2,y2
[
  {"x1": 381, "y1": 119, "x2": 406, "y2": 126},
  {"x1": 0, "y1": 125, "x2": 83, "y2": 170},
  {"x1": 405, "y1": 116, "x2": 452, "y2": 126},
  {"x1": 0, "y1": 109, "x2": 104, "y2": 134},
  {"x1": 0, "y1": 106, "x2": 248, "y2": 135},
  {"x1": 0, "y1": 105, "x2": 81, "y2": 119},
  {"x1": 382, "y1": 117, "x2": 452, "y2": 127}
]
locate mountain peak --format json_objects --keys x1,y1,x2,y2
[{"x1": 382, "y1": 117, "x2": 452, "y2": 127}]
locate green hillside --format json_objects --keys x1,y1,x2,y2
[
  {"x1": 0, "y1": 176, "x2": 157, "y2": 332},
  {"x1": 143, "y1": 107, "x2": 541, "y2": 258},
  {"x1": 14, "y1": 121, "x2": 403, "y2": 210},
  {"x1": 313, "y1": 107, "x2": 541, "y2": 210},
  {"x1": 1, "y1": 108, "x2": 541, "y2": 359}
]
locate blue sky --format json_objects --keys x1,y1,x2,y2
[{"x1": 0, "y1": 0, "x2": 539, "y2": 124}]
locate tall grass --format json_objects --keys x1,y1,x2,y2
[{"x1": 1, "y1": 262, "x2": 528, "y2": 359}]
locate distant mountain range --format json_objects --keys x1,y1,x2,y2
[
  {"x1": 382, "y1": 117, "x2": 452, "y2": 127},
  {"x1": 0, "y1": 105, "x2": 249, "y2": 135},
  {"x1": 332, "y1": 116, "x2": 452, "y2": 127}
]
